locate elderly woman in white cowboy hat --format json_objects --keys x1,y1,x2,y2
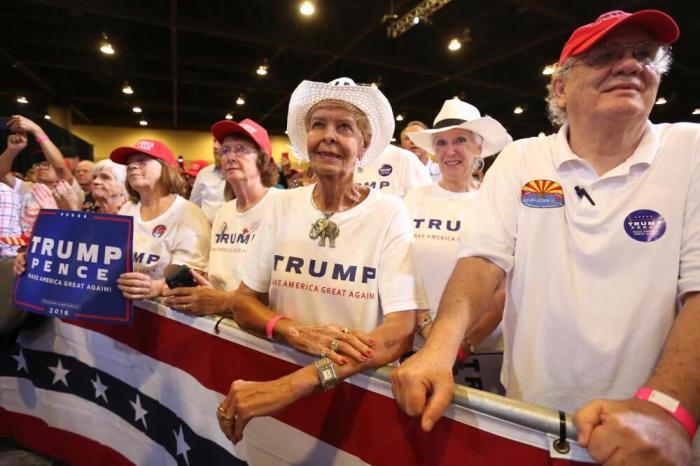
[
  {"x1": 215, "y1": 77, "x2": 427, "y2": 445},
  {"x1": 405, "y1": 98, "x2": 511, "y2": 366}
]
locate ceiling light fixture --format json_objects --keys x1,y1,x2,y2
[
  {"x1": 387, "y1": 0, "x2": 452, "y2": 38},
  {"x1": 542, "y1": 65, "x2": 556, "y2": 76},
  {"x1": 655, "y1": 97, "x2": 667, "y2": 105},
  {"x1": 448, "y1": 38, "x2": 462, "y2": 51},
  {"x1": 299, "y1": 1, "x2": 315, "y2": 16},
  {"x1": 99, "y1": 33, "x2": 115, "y2": 55},
  {"x1": 256, "y1": 59, "x2": 269, "y2": 77},
  {"x1": 236, "y1": 95, "x2": 246, "y2": 106},
  {"x1": 513, "y1": 106, "x2": 524, "y2": 115},
  {"x1": 396, "y1": 113, "x2": 405, "y2": 122},
  {"x1": 132, "y1": 106, "x2": 142, "y2": 113},
  {"x1": 16, "y1": 96, "x2": 28, "y2": 104},
  {"x1": 225, "y1": 113, "x2": 234, "y2": 120},
  {"x1": 122, "y1": 82, "x2": 134, "y2": 95},
  {"x1": 139, "y1": 120, "x2": 148, "y2": 126},
  {"x1": 44, "y1": 114, "x2": 51, "y2": 120},
  {"x1": 693, "y1": 108, "x2": 700, "y2": 115}
]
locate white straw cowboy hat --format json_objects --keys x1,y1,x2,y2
[
  {"x1": 286, "y1": 77, "x2": 395, "y2": 167},
  {"x1": 408, "y1": 98, "x2": 512, "y2": 157}
]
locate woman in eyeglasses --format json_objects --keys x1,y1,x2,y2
[
  {"x1": 163, "y1": 119, "x2": 281, "y2": 314},
  {"x1": 109, "y1": 139, "x2": 211, "y2": 300}
]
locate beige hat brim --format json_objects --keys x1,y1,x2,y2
[
  {"x1": 408, "y1": 116, "x2": 512, "y2": 157},
  {"x1": 286, "y1": 80, "x2": 395, "y2": 167}
]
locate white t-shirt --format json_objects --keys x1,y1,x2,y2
[
  {"x1": 190, "y1": 165, "x2": 226, "y2": 223},
  {"x1": 119, "y1": 195, "x2": 211, "y2": 279},
  {"x1": 405, "y1": 183, "x2": 502, "y2": 352},
  {"x1": 208, "y1": 188, "x2": 280, "y2": 291},
  {"x1": 459, "y1": 122, "x2": 700, "y2": 412},
  {"x1": 354, "y1": 145, "x2": 432, "y2": 197},
  {"x1": 240, "y1": 184, "x2": 427, "y2": 333}
]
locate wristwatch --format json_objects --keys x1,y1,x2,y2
[{"x1": 314, "y1": 357, "x2": 339, "y2": 391}]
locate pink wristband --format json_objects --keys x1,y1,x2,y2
[
  {"x1": 265, "y1": 315, "x2": 285, "y2": 339},
  {"x1": 35, "y1": 133, "x2": 49, "y2": 143},
  {"x1": 635, "y1": 387, "x2": 697, "y2": 438}
]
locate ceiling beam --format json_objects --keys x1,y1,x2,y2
[{"x1": 390, "y1": 27, "x2": 569, "y2": 103}]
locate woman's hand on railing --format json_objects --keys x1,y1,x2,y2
[
  {"x1": 162, "y1": 270, "x2": 231, "y2": 316},
  {"x1": 285, "y1": 323, "x2": 375, "y2": 366},
  {"x1": 217, "y1": 374, "x2": 314, "y2": 445}
]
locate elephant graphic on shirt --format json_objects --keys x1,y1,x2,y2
[{"x1": 309, "y1": 217, "x2": 339, "y2": 248}]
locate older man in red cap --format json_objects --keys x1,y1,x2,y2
[{"x1": 392, "y1": 9, "x2": 699, "y2": 465}]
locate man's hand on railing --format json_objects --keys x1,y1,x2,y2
[
  {"x1": 575, "y1": 398, "x2": 692, "y2": 466},
  {"x1": 390, "y1": 348, "x2": 455, "y2": 432}
]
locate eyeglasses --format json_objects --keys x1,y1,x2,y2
[
  {"x1": 581, "y1": 42, "x2": 670, "y2": 68},
  {"x1": 220, "y1": 145, "x2": 257, "y2": 157}
]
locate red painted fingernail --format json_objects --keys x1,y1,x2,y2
[
  {"x1": 340, "y1": 358, "x2": 347, "y2": 365},
  {"x1": 368, "y1": 339, "x2": 376, "y2": 345}
]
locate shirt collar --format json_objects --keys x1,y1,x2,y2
[{"x1": 552, "y1": 121, "x2": 661, "y2": 172}]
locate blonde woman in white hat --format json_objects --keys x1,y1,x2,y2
[
  {"x1": 405, "y1": 98, "x2": 511, "y2": 382},
  {"x1": 216, "y1": 78, "x2": 427, "y2": 446}
]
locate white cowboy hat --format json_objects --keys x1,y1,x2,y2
[
  {"x1": 286, "y1": 77, "x2": 395, "y2": 167},
  {"x1": 408, "y1": 99, "x2": 512, "y2": 157}
]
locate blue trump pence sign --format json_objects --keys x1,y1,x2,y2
[{"x1": 13, "y1": 210, "x2": 134, "y2": 325}]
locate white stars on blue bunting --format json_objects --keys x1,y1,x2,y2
[
  {"x1": 91, "y1": 373, "x2": 109, "y2": 403},
  {"x1": 12, "y1": 348, "x2": 28, "y2": 374},
  {"x1": 173, "y1": 425, "x2": 191, "y2": 466},
  {"x1": 131, "y1": 393, "x2": 149, "y2": 429},
  {"x1": 48, "y1": 358, "x2": 70, "y2": 386}
]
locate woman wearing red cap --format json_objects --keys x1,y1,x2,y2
[
  {"x1": 162, "y1": 119, "x2": 281, "y2": 314},
  {"x1": 110, "y1": 139, "x2": 211, "y2": 300}
]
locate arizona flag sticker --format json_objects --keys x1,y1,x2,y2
[{"x1": 521, "y1": 179, "x2": 565, "y2": 208}]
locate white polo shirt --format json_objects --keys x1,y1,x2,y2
[
  {"x1": 208, "y1": 188, "x2": 280, "y2": 291},
  {"x1": 459, "y1": 122, "x2": 700, "y2": 412},
  {"x1": 190, "y1": 165, "x2": 226, "y2": 223},
  {"x1": 240, "y1": 184, "x2": 427, "y2": 334},
  {"x1": 354, "y1": 145, "x2": 432, "y2": 197}
]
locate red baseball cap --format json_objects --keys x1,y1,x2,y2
[
  {"x1": 110, "y1": 139, "x2": 178, "y2": 167},
  {"x1": 185, "y1": 159, "x2": 210, "y2": 177},
  {"x1": 211, "y1": 118, "x2": 272, "y2": 158},
  {"x1": 558, "y1": 10, "x2": 679, "y2": 65}
]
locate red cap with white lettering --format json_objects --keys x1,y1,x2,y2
[
  {"x1": 211, "y1": 118, "x2": 272, "y2": 158},
  {"x1": 558, "y1": 9, "x2": 679, "y2": 66},
  {"x1": 109, "y1": 139, "x2": 178, "y2": 167}
]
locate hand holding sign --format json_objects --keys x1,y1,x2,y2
[{"x1": 13, "y1": 210, "x2": 134, "y2": 325}]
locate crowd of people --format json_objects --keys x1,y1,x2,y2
[{"x1": 1, "y1": 8, "x2": 699, "y2": 465}]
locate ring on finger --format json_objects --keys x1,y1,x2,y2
[
  {"x1": 329, "y1": 340, "x2": 340, "y2": 352},
  {"x1": 217, "y1": 404, "x2": 233, "y2": 421}
]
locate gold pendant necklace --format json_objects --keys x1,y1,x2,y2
[{"x1": 309, "y1": 191, "x2": 340, "y2": 248}]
